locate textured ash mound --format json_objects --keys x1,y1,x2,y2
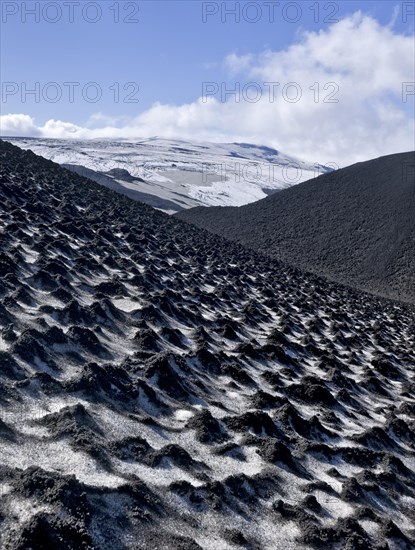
[
  {"x1": 0, "y1": 139, "x2": 414, "y2": 550},
  {"x1": 176, "y1": 152, "x2": 415, "y2": 304}
]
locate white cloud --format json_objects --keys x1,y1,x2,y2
[
  {"x1": 223, "y1": 53, "x2": 255, "y2": 75},
  {"x1": 388, "y1": 4, "x2": 401, "y2": 29},
  {"x1": 85, "y1": 112, "x2": 130, "y2": 128},
  {"x1": 1, "y1": 12, "x2": 414, "y2": 166},
  {"x1": 0, "y1": 114, "x2": 40, "y2": 137}
]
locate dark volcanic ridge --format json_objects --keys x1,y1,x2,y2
[
  {"x1": 176, "y1": 152, "x2": 415, "y2": 304},
  {"x1": 0, "y1": 139, "x2": 414, "y2": 550}
]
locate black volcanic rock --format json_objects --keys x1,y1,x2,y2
[
  {"x1": 225, "y1": 411, "x2": 278, "y2": 436},
  {"x1": 186, "y1": 409, "x2": 228, "y2": 444},
  {"x1": 286, "y1": 379, "x2": 335, "y2": 406},
  {"x1": 105, "y1": 168, "x2": 144, "y2": 183},
  {"x1": 144, "y1": 352, "x2": 192, "y2": 401},
  {"x1": 13, "y1": 512, "x2": 95, "y2": 550},
  {"x1": 11, "y1": 329, "x2": 51, "y2": 364},
  {"x1": 0, "y1": 351, "x2": 26, "y2": 380}
]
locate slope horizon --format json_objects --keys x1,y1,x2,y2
[{"x1": 177, "y1": 150, "x2": 415, "y2": 305}]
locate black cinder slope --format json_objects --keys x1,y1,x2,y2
[
  {"x1": 0, "y1": 140, "x2": 414, "y2": 550},
  {"x1": 176, "y1": 152, "x2": 415, "y2": 303}
]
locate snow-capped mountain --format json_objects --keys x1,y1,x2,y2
[{"x1": 6, "y1": 137, "x2": 333, "y2": 213}]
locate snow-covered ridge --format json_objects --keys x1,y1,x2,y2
[{"x1": 6, "y1": 137, "x2": 332, "y2": 213}]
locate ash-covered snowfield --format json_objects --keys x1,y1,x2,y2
[
  {"x1": 0, "y1": 141, "x2": 414, "y2": 550},
  {"x1": 6, "y1": 137, "x2": 332, "y2": 213}
]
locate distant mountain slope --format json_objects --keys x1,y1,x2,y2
[
  {"x1": 177, "y1": 152, "x2": 415, "y2": 303},
  {"x1": 6, "y1": 137, "x2": 332, "y2": 213},
  {"x1": 1, "y1": 140, "x2": 414, "y2": 550}
]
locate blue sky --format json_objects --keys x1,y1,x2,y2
[{"x1": 1, "y1": 1, "x2": 414, "y2": 165}]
